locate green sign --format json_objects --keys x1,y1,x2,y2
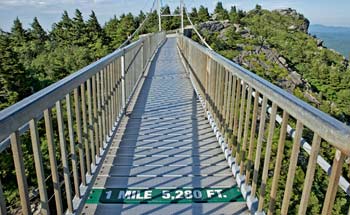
[{"x1": 86, "y1": 187, "x2": 244, "y2": 204}]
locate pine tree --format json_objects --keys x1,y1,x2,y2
[
  {"x1": 135, "y1": 11, "x2": 146, "y2": 27},
  {"x1": 51, "y1": 10, "x2": 73, "y2": 45},
  {"x1": 214, "y1": 2, "x2": 229, "y2": 20},
  {"x1": 27, "y1": 17, "x2": 48, "y2": 62},
  {"x1": 104, "y1": 15, "x2": 120, "y2": 50},
  {"x1": 30, "y1": 17, "x2": 47, "y2": 42},
  {"x1": 161, "y1": 6, "x2": 172, "y2": 31},
  {"x1": 115, "y1": 13, "x2": 136, "y2": 45},
  {"x1": 229, "y1": 6, "x2": 240, "y2": 23},
  {"x1": 72, "y1": 9, "x2": 87, "y2": 46},
  {"x1": 86, "y1": 11, "x2": 108, "y2": 58},
  {"x1": 171, "y1": 7, "x2": 181, "y2": 29},
  {"x1": 0, "y1": 32, "x2": 30, "y2": 109},
  {"x1": 198, "y1": 6, "x2": 210, "y2": 22},
  {"x1": 189, "y1": 8, "x2": 198, "y2": 23}
]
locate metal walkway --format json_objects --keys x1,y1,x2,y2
[{"x1": 82, "y1": 37, "x2": 248, "y2": 214}]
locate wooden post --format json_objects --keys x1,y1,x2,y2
[
  {"x1": 10, "y1": 131, "x2": 30, "y2": 215},
  {"x1": 44, "y1": 109, "x2": 63, "y2": 214},
  {"x1": 29, "y1": 119, "x2": 49, "y2": 214},
  {"x1": 121, "y1": 52, "x2": 126, "y2": 112}
]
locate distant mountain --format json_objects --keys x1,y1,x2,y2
[{"x1": 309, "y1": 24, "x2": 350, "y2": 58}]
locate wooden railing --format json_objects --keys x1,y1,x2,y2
[
  {"x1": 177, "y1": 35, "x2": 350, "y2": 215},
  {"x1": 0, "y1": 32, "x2": 165, "y2": 214}
]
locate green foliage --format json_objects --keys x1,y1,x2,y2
[
  {"x1": 194, "y1": 5, "x2": 350, "y2": 214},
  {"x1": 198, "y1": 6, "x2": 210, "y2": 22},
  {"x1": 214, "y1": 2, "x2": 229, "y2": 20}
]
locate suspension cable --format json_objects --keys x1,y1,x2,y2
[
  {"x1": 184, "y1": 5, "x2": 213, "y2": 50},
  {"x1": 118, "y1": 0, "x2": 158, "y2": 48}
]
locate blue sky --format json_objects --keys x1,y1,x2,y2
[{"x1": 0, "y1": 0, "x2": 349, "y2": 32}]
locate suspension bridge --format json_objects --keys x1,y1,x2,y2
[{"x1": 0, "y1": 0, "x2": 349, "y2": 214}]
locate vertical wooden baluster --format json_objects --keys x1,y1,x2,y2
[
  {"x1": 229, "y1": 76, "x2": 237, "y2": 138},
  {"x1": 96, "y1": 72, "x2": 103, "y2": 154},
  {"x1": 298, "y1": 134, "x2": 321, "y2": 215},
  {"x1": 65, "y1": 94, "x2": 80, "y2": 198},
  {"x1": 116, "y1": 59, "x2": 120, "y2": 119},
  {"x1": 109, "y1": 64, "x2": 113, "y2": 128},
  {"x1": 81, "y1": 83, "x2": 91, "y2": 175},
  {"x1": 211, "y1": 61, "x2": 217, "y2": 116},
  {"x1": 74, "y1": 89, "x2": 86, "y2": 186},
  {"x1": 10, "y1": 131, "x2": 30, "y2": 215},
  {"x1": 250, "y1": 95, "x2": 268, "y2": 199},
  {"x1": 214, "y1": 65, "x2": 219, "y2": 125},
  {"x1": 219, "y1": 67, "x2": 225, "y2": 130},
  {"x1": 141, "y1": 42, "x2": 144, "y2": 73},
  {"x1": 101, "y1": 69, "x2": 106, "y2": 148},
  {"x1": 268, "y1": 110, "x2": 289, "y2": 215},
  {"x1": 240, "y1": 85, "x2": 252, "y2": 175},
  {"x1": 106, "y1": 65, "x2": 110, "y2": 136},
  {"x1": 107, "y1": 65, "x2": 111, "y2": 132},
  {"x1": 111, "y1": 62, "x2": 115, "y2": 124},
  {"x1": 0, "y1": 179, "x2": 6, "y2": 215},
  {"x1": 232, "y1": 78, "x2": 241, "y2": 155},
  {"x1": 281, "y1": 120, "x2": 303, "y2": 215},
  {"x1": 213, "y1": 62, "x2": 219, "y2": 123},
  {"x1": 110, "y1": 62, "x2": 114, "y2": 123},
  {"x1": 258, "y1": 103, "x2": 278, "y2": 212},
  {"x1": 218, "y1": 65, "x2": 224, "y2": 126},
  {"x1": 224, "y1": 74, "x2": 233, "y2": 142},
  {"x1": 113, "y1": 60, "x2": 117, "y2": 121},
  {"x1": 115, "y1": 60, "x2": 120, "y2": 118},
  {"x1": 236, "y1": 82, "x2": 247, "y2": 164},
  {"x1": 92, "y1": 75, "x2": 100, "y2": 158},
  {"x1": 56, "y1": 100, "x2": 73, "y2": 213},
  {"x1": 121, "y1": 52, "x2": 126, "y2": 112},
  {"x1": 222, "y1": 71, "x2": 228, "y2": 136},
  {"x1": 207, "y1": 60, "x2": 213, "y2": 116},
  {"x1": 29, "y1": 119, "x2": 49, "y2": 214},
  {"x1": 106, "y1": 63, "x2": 112, "y2": 137},
  {"x1": 116, "y1": 59, "x2": 121, "y2": 117},
  {"x1": 87, "y1": 79, "x2": 96, "y2": 166},
  {"x1": 205, "y1": 56, "x2": 210, "y2": 112},
  {"x1": 44, "y1": 109, "x2": 63, "y2": 213},
  {"x1": 322, "y1": 150, "x2": 346, "y2": 215}
]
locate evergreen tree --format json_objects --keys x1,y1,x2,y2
[
  {"x1": 10, "y1": 17, "x2": 28, "y2": 43},
  {"x1": 135, "y1": 10, "x2": 146, "y2": 27},
  {"x1": 171, "y1": 7, "x2": 181, "y2": 30},
  {"x1": 198, "y1": 6, "x2": 210, "y2": 22},
  {"x1": 161, "y1": 5, "x2": 172, "y2": 31},
  {"x1": 30, "y1": 17, "x2": 47, "y2": 42},
  {"x1": 229, "y1": 6, "x2": 240, "y2": 23},
  {"x1": 189, "y1": 8, "x2": 198, "y2": 23},
  {"x1": 104, "y1": 15, "x2": 120, "y2": 50},
  {"x1": 86, "y1": 11, "x2": 108, "y2": 58},
  {"x1": 142, "y1": 11, "x2": 158, "y2": 33},
  {"x1": 51, "y1": 11, "x2": 73, "y2": 45},
  {"x1": 27, "y1": 17, "x2": 48, "y2": 64},
  {"x1": 72, "y1": 9, "x2": 87, "y2": 46},
  {"x1": 0, "y1": 32, "x2": 30, "y2": 109},
  {"x1": 214, "y1": 2, "x2": 229, "y2": 20},
  {"x1": 115, "y1": 13, "x2": 136, "y2": 46}
]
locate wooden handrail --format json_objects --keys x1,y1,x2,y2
[
  {"x1": 177, "y1": 34, "x2": 350, "y2": 215},
  {"x1": 0, "y1": 32, "x2": 165, "y2": 214}
]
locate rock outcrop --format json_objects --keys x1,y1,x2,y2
[
  {"x1": 275, "y1": 8, "x2": 310, "y2": 33},
  {"x1": 198, "y1": 20, "x2": 230, "y2": 32},
  {"x1": 195, "y1": 12, "x2": 320, "y2": 105}
]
